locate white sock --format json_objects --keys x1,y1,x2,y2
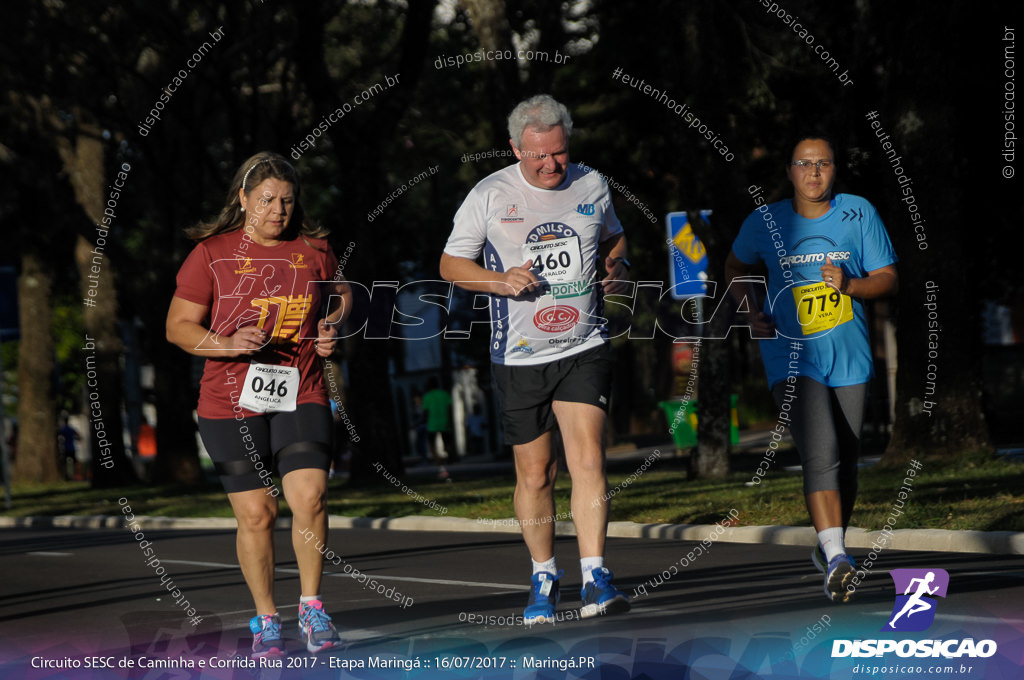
[
  {"x1": 300, "y1": 594, "x2": 322, "y2": 605},
  {"x1": 580, "y1": 556, "x2": 604, "y2": 584},
  {"x1": 532, "y1": 557, "x2": 557, "y2": 576},
  {"x1": 818, "y1": 527, "x2": 845, "y2": 562}
]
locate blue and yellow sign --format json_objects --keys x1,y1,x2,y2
[{"x1": 665, "y1": 211, "x2": 710, "y2": 299}]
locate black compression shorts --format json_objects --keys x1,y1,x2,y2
[{"x1": 197, "y1": 403, "x2": 332, "y2": 494}]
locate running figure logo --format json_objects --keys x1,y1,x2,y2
[{"x1": 882, "y1": 568, "x2": 949, "y2": 632}]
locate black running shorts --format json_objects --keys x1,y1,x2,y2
[
  {"x1": 492, "y1": 343, "x2": 612, "y2": 446},
  {"x1": 197, "y1": 403, "x2": 332, "y2": 494}
]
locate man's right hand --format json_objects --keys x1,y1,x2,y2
[{"x1": 498, "y1": 259, "x2": 542, "y2": 297}]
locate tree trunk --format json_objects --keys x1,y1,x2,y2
[
  {"x1": 291, "y1": 1, "x2": 438, "y2": 482},
  {"x1": 55, "y1": 114, "x2": 135, "y2": 486},
  {"x1": 13, "y1": 254, "x2": 60, "y2": 483},
  {"x1": 690, "y1": 336, "x2": 731, "y2": 479},
  {"x1": 879, "y1": 4, "x2": 992, "y2": 464},
  {"x1": 152, "y1": 339, "x2": 204, "y2": 485},
  {"x1": 885, "y1": 270, "x2": 991, "y2": 462},
  {"x1": 73, "y1": 235, "x2": 134, "y2": 487},
  {"x1": 689, "y1": 211, "x2": 732, "y2": 480},
  {"x1": 461, "y1": 0, "x2": 521, "y2": 135},
  {"x1": 343, "y1": 284, "x2": 405, "y2": 480}
]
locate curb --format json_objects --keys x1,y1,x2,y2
[{"x1": 2, "y1": 514, "x2": 1022, "y2": 555}]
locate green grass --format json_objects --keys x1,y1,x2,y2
[
  {"x1": 4, "y1": 452, "x2": 1023, "y2": 532},
  {"x1": 3, "y1": 481, "x2": 237, "y2": 519}
]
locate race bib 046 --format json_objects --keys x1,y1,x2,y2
[
  {"x1": 238, "y1": 362, "x2": 299, "y2": 413},
  {"x1": 791, "y1": 281, "x2": 853, "y2": 335}
]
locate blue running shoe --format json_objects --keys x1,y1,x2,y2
[
  {"x1": 249, "y1": 613, "x2": 285, "y2": 658},
  {"x1": 297, "y1": 600, "x2": 340, "y2": 653},
  {"x1": 813, "y1": 545, "x2": 856, "y2": 574},
  {"x1": 524, "y1": 570, "x2": 562, "y2": 624},
  {"x1": 811, "y1": 544, "x2": 827, "y2": 574},
  {"x1": 825, "y1": 554, "x2": 855, "y2": 603},
  {"x1": 580, "y1": 567, "x2": 630, "y2": 618}
]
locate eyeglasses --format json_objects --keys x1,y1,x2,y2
[{"x1": 791, "y1": 159, "x2": 834, "y2": 170}]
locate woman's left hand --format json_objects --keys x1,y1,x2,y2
[
  {"x1": 820, "y1": 257, "x2": 848, "y2": 294},
  {"x1": 314, "y1": 318, "x2": 339, "y2": 357}
]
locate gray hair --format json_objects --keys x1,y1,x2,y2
[{"x1": 507, "y1": 94, "x2": 573, "y2": 148}]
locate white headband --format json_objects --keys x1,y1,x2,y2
[{"x1": 241, "y1": 159, "x2": 269, "y2": 192}]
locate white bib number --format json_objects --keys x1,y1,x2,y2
[
  {"x1": 523, "y1": 236, "x2": 582, "y2": 285},
  {"x1": 239, "y1": 363, "x2": 299, "y2": 413}
]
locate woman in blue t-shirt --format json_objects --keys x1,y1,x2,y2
[{"x1": 726, "y1": 135, "x2": 898, "y2": 603}]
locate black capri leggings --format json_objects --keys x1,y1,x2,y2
[
  {"x1": 198, "y1": 403, "x2": 332, "y2": 494},
  {"x1": 771, "y1": 377, "x2": 868, "y2": 496}
]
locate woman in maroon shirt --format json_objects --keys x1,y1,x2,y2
[{"x1": 167, "y1": 151, "x2": 351, "y2": 657}]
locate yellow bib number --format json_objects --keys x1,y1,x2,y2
[{"x1": 791, "y1": 281, "x2": 853, "y2": 335}]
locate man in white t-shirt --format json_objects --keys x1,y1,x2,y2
[{"x1": 440, "y1": 94, "x2": 631, "y2": 623}]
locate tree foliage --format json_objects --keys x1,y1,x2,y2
[{"x1": 1, "y1": 0, "x2": 1011, "y2": 486}]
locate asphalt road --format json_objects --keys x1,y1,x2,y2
[{"x1": 1, "y1": 524, "x2": 1023, "y2": 679}]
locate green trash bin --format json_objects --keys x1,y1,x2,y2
[
  {"x1": 659, "y1": 395, "x2": 740, "y2": 449},
  {"x1": 659, "y1": 399, "x2": 698, "y2": 448}
]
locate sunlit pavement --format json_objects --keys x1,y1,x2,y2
[{"x1": 2, "y1": 525, "x2": 1023, "y2": 678}]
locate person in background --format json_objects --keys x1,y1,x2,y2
[
  {"x1": 57, "y1": 412, "x2": 82, "y2": 481},
  {"x1": 411, "y1": 393, "x2": 431, "y2": 465},
  {"x1": 466, "y1": 402, "x2": 486, "y2": 457},
  {"x1": 422, "y1": 376, "x2": 456, "y2": 470}
]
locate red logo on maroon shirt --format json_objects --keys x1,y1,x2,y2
[{"x1": 534, "y1": 306, "x2": 580, "y2": 333}]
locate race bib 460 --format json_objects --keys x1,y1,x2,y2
[{"x1": 522, "y1": 236, "x2": 588, "y2": 299}]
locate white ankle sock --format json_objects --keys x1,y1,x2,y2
[
  {"x1": 300, "y1": 594, "x2": 322, "y2": 605},
  {"x1": 532, "y1": 557, "x2": 557, "y2": 576},
  {"x1": 818, "y1": 527, "x2": 845, "y2": 562},
  {"x1": 580, "y1": 556, "x2": 604, "y2": 584}
]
